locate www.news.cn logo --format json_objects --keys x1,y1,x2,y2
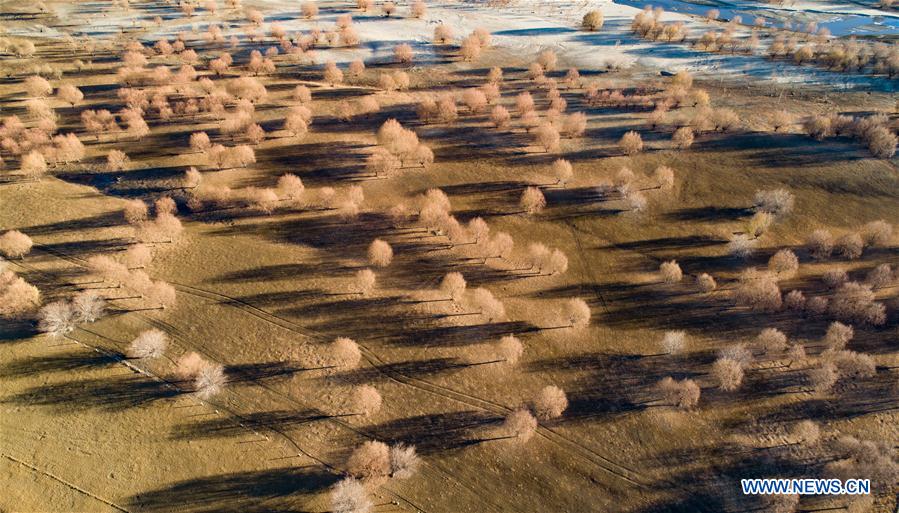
[{"x1": 741, "y1": 479, "x2": 871, "y2": 495}]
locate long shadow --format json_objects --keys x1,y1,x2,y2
[
  {"x1": 361, "y1": 410, "x2": 503, "y2": 456},
  {"x1": 0, "y1": 349, "x2": 120, "y2": 378},
  {"x1": 169, "y1": 409, "x2": 331, "y2": 441},
  {"x1": 3, "y1": 374, "x2": 182, "y2": 412},
  {"x1": 128, "y1": 466, "x2": 337, "y2": 513},
  {"x1": 225, "y1": 361, "x2": 307, "y2": 385},
  {"x1": 328, "y1": 357, "x2": 469, "y2": 385}
]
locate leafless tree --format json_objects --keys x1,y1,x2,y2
[
  {"x1": 195, "y1": 361, "x2": 226, "y2": 399},
  {"x1": 351, "y1": 385, "x2": 382, "y2": 416},
  {"x1": 659, "y1": 260, "x2": 682, "y2": 284},
  {"x1": 503, "y1": 409, "x2": 537, "y2": 442},
  {"x1": 823, "y1": 321, "x2": 853, "y2": 350},
  {"x1": 126, "y1": 328, "x2": 169, "y2": 359},
  {"x1": 0, "y1": 230, "x2": 33, "y2": 259},
  {"x1": 332, "y1": 337, "x2": 363, "y2": 368},
  {"x1": 712, "y1": 357, "x2": 744, "y2": 391},
  {"x1": 768, "y1": 249, "x2": 799, "y2": 278},
  {"x1": 806, "y1": 229, "x2": 833, "y2": 260},
  {"x1": 835, "y1": 232, "x2": 863, "y2": 259},
  {"x1": 561, "y1": 298, "x2": 591, "y2": 329},
  {"x1": 347, "y1": 440, "x2": 390, "y2": 479},
  {"x1": 808, "y1": 363, "x2": 838, "y2": 394},
  {"x1": 410, "y1": 0, "x2": 426, "y2": 18},
  {"x1": 389, "y1": 444, "x2": 420, "y2": 479},
  {"x1": 301, "y1": 1, "x2": 319, "y2": 18},
  {"x1": 324, "y1": 61, "x2": 344, "y2": 85},
  {"x1": 440, "y1": 272, "x2": 466, "y2": 301},
  {"x1": 57, "y1": 84, "x2": 84, "y2": 107},
  {"x1": 434, "y1": 24, "x2": 453, "y2": 44},
  {"x1": 37, "y1": 301, "x2": 76, "y2": 338},
  {"x1": 24, "y1": 75, "x2": 53, "y2": 98},
  {"x1": 671, "y1": 127, "x2": 693, "y2": 149},
  {"x1": 533, "y1": 385, "x2": 568, "y2": 420},
  {"x1": 661, "y1": 330, "x2": 687, "y2": 354},
  {"x1": 368, "y1": 239, "x2": 393, "y2": 268},
  {"x1": 861, "y1": 220, "x2": 892, "y2": 247},
  {"x1": 734, "y1": 269, "x2": 782, "y2": 311},
  {"x1": 71, "y1": 290, "x2": 105, "y2": 323},
  {"x1": 695, "y1": 273, "x2": 716, "y2": 292},
  {"x1": 657, "y1": 377, "x2": 700, "y2": 409},
  {"x1": 331, "y1": 477, "x2": 372, "y2": 513},
  {"x1": 829, "y1": 281, "x2": 885, "y2": 325},
  {"x1": 756, "y1": 327, "x2": 788, "y2": 354},
  {"x1": 534, "y1": 123, "x2": 560, "y2": 152},
  {"x1": 619, "y1": 130, "x2": 644, "y2": 155},
  {"x1": 470, "y1": 288, "x2": 505, "y2": 321},
  {"x1": 394, "y1": 43, "x2": 413, "y2": 64},
  {"x1": 520, "y1": 187, "x2": 546, "y2": 214},
  {"x1": 493, "y1": 335, "x2": 523, "y2": 366},
  {"x1": 107, "y1": 149, "x2": 130, "y2": 171},
  {"x1": 354, "y1": 269, "x2": 376, "y2": 296},
  {"x1": 0, "y1": 270, "x2": 41, "y2": 318},
  {"x1": 754, "y1": 189, "x2": 794, "y2": 216},
  {"x1": 490, "y1": 105, "x2": 511, "y2": 128}
]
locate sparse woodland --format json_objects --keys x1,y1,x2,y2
[{"x1": 0, "y1": 0, "x2": 897, "y2": 512}]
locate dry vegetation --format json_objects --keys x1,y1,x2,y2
[{"x1": 0, "y1": 0, "x2": 898, "y2": 512}]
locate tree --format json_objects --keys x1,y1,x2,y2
[
  {"x1": 490, "y1": 105, "x2": 510, "y2": 128},
  {"x1": 389, "y1": 444, "x2": 420, "y2": 479},
  {"x1": 756, "y1": 328, "x2": 787, "y2": 354},
  {"x1": 434, "y1": 24, "x2": 453, "y2": 44},
  {"x1": 331, "y1": 478, "x2": 372, "y2": 513},
  {"x1": 619, "y1": 131, "x2": 644, "y2": 155},
  {"x1": 829, "y1": 282, "x2": 885, "y2": 325},
  {"x1": 696, "y1": 273, "x2": 716, "y2": 292},
  {"x1": 367, "y1": 239, "x2": 393, "y2": 267},
  {"x1": 394, "y1": 43, "x2": 413, "y2": 64},
  {"x1": 806, "y1": 229, "x2": 833, "y2": 260},
  {"x1": 768, "y1": 249, "x2": 798, "y2": 278},
  {"x1": 808, "y1": 363, "x2": 838, "y2": 394},
  {"x1": 355, "y1": 269, "x2": 376, "y2": 296},
  {"x1": 661, "y1": 330, "x2": 686, "y2": 354},
  {"x1": 582, "y1": 10, "x2": 604, "y2": 31},
  {"x1": 21, "y1": 150, "x2": 47, "y2": 178},
  {"x1": 657, "y1": 377, "x2": 700, "y2": 409},
  {"x1": 754, "y1": 189, "x2": 794, "y2": 216},
  {"x1": 195, "y1": 361, "x2": 226, "y2": 399},
  {"x1": 491, "y1": 335, "x2": 523, "y2": 365},
  {"x1": 537, "y1": 49, "x2": 557, "y2": 71},
  {"x1": 861, "y1": 220, "x2": 892, "y2": 247},
  {"x1": 534, "y1": 123, "x2": 560, "y2": 152},
  {"x1": 332, "y1": 337, "x2": 362, "y2": 368},
  {"x1": 462, "y1": 88, "x2": 487, "y2": 113},
  {"x1": 470, "y1": 288, "x2": 505, "y2": 321},
  {"x1": 0, "y1": 270, "x2": 41, "y2": 318},
  {"x1": 381, "y1": 1, "x2": 396, "y2": 16},
  {"x1": 440, "y1": 272, "x2": 466, "y2": 301},
  {"x1": 126, "y1": 329, "x2": 169, "y2": 359},
  {"x1": 72, "y1": 290, "x2": 105, "y2": 323},
  {"x1": 24, "y1": 76, "x2": 53, "y2": 98},
  {"x1": 659, "y1": 260, "x2": 682, "y2": 284},
  {"x1": 324, "y1": 61, "x2": 344, "y2": 85},
  {"x1": 301, "y1": 1, "x2": 318, "y2": 18},
  {"x1": 107, "y1": 149, "x2": 130, "y2": 171},
  {"x1": 533, "y1": 385, "x2": 567, "y2": 420},
  {"x1": 460, "y1": 35, "x2": 481, "y2": 62},
  {"x1": 57, "y1": 84, "x2": 84, "y2": 106},
  {"x1": 712, "y1": 357, "x2": 744, "y2": 391},
  {"x1": 519, "y1": 187, "x2": 546, "y2": 214},
  {"x1": 410, "y1": 0, "x2": 426, "y2": 18},
  {"x1": 561, "y1": 298, "x2": 591, "y2": 329},
  {"x1": 503, "y1": 409, "x2": 537, "y2": 442},
  {"x1": 347, "y1": 441, "x2": 390, "y2": 479},
  {"x1": 0, "y1": 231, "x2": 33, "y2": 259},
  {"x1": 734, "y1": 269, "x2": 782, "y2": 311},
  {"x1": 351, "y1": 385, "x2": 382, "y2": 416},
  {"x1": 37, "y1": 301, "x2": 76, "y2": 337},
  {"x1": 835, "y1": 232, "x2": 863, "y2": 259}
]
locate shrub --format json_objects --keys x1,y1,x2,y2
[{"x1": 659, "y1": 260, "x2": 682, "y2": 283}]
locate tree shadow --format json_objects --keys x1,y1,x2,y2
[
  {"x1": 169, "y1": 409, "x2": 331, "y2": 441},
  {"x1": 2, "y1": 373, "x2": 183, "y2": 412}
]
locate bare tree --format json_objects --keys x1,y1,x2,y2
[
  {"x1": 861, "y1": 220, "x2": 892, "y2": 247},
  {"x1": 533, "y1": 385, "x2": 568, "y2": 420},
  {"x1": 355, "y1": 269, "x2": 376, "y2": 296},
  {"x1": 661, "y1": 330, "x2": 687, "y2": 354},
  {"x1": 332, "y1": 337, "x2": 363, "y2": 368},
  {"x1": 440, "y1": 272, "x2": 466, "y2": 301},
  {"x1": 835, "y1": 232, "x2": 863, "y2": 259},
  {"x1": 534, "y1": 123, "x2": 560, "y2": 152},
  {"x1": 24, "y1": 75, "x2": 53, "y2": 98},
  {"x1": 387, "y1": 444, "x2": 420, "y2": 480},
  {"x1": 829, "y1": 281, "x2": 885, "y2": 325},
  {"x1": 331, "y1": 478, "x2": 372, "y2": 513},
  {"x1": 351, "y1": 385, "x2": 382, "y2": 416},
  {"x1": 551, "y1": 159, "x2": 573, "y2": 186},
  {"x1": 394, "y1": 43, "x2": 413, "y2": 64},
  {"x1": 470, "y1": 288, "x2": 505, "y2": 321},
  {"x1": 754, "y1": 189, "x2": 794, "y2": 216},
  {"x1": 808, "y1": 363, "x2": 838, "y2": 394},
  {"x1": 582, "y1": 10, "x2": 604, "y2": 31},
  {"x1": 712, "y1": 357, "x2": 744, "y2": 391},
  {"x1": 126, "y1": 328, "x2": 169, "y2": 359},
  {"x1": 0, "y1": 230, "x2": 33, "y2": 259},
  {"x1": 823, "y1": 321, "x2": 853, "y2": 350},
  {"x1": 410, "y1": 0, "x2": 426, "y2": 18},
  {"x1": 72, "y1": 290, "x2": 105, "y2": 323},
  {"x1": 806, "y1": 229, "x2": 833, "y2": 260},
  {"x1": 503, "y1": 409, "x2": 537, "y2": 442},
  {"x1": 57, "y1": 84, "x2": 84, "y2": 107},
  {"x1": 324, "y1": 61, "x2": 344, "y2": 86},
  {"x1": 768, "y1": 249, "x2": 799, "y2": 278},
  {"x1": 657, "y1": 377, "x2": 700, "y2": 409},
  {"x1": 367, "y1": 239, "x2": 393, "y2": 268},
  {"x1": 301, "y1": 1, "x2": 319, "y2": 18},
  {"x1": 195, "y1": 361, "x2": 226, "y2": 399},
  {"x1": 619, "y1": 130, "x2": 644, "y2": 155},
  {"x1": 520, "y1": 187, "x2": 546, "y2": 214},
  {"x1": 756, "y1": 327, "x2": 788, "y2": 354},
  {"x1": 495, "y1": 335, "x2": 523, "y2": 365},
  {"x1": 37, "y1": 301, "x2": 76, "y2": 338},
  {"x1": 734, "y1": 269, "x2": 782, "y2": 311},
  {"x1": 672, "y1": 126, "x2": 694, "y2": 149},
  {"x1": 659, "y1": 260, "x2": 682, "y2": 284},
  {"x1": 0, "y1": 270, "x2": 41, "y2": 318},
  {"x1": 347, "y1": 440, "x2": 390, "y2": 479},
  {"x1": 696, "y1": 273, "x2": 716, "y2": 292}
]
